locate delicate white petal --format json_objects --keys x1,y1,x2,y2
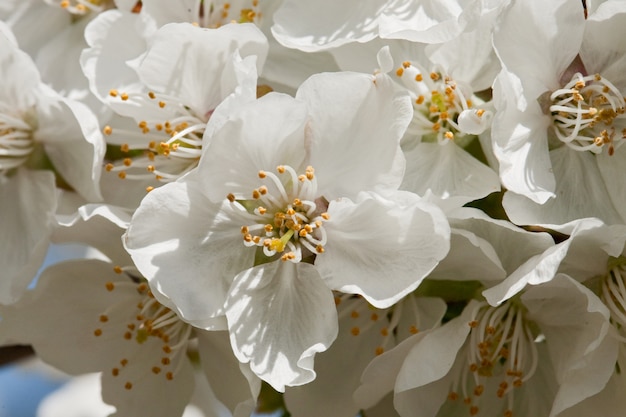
[
  {"x1": 317, "y1": 191, "x2": 450, "y2": 309},
  {"x1": 298, "y1": 71, "x2": 411, "y2": 200},
  {"x1": 492, "y1": 0, "x2": 584, "y2": 99},
  {"x1": 197, "y1": 331, "x2": 260, "y2": 417},
  {"x1": 492, "y1": 69, "x2": 555, "y2": 204},
  {"x1": 137, "y1": 23, "x2": 268, "y2": 117},
  {"x1": 401, "y1": 141, "x2": 500, "y2": 204},
  {"x1": 597, "y1": 148, "x2": 626, "y2": 225},
  {"x1": 271, "y1": 0, "x2": 386, "y2": 52},
  {"x1": 52, "y1": 203, "x2": 133, "y2": 267},
  {"x1": 0, "y1": 169, "x2": 56, "y2": 304},
  {"x1": 36, "y1": 88, "x2": 104, "y2": 202},
  {"x1": 80, "y1": 10, "x2": 151, "y2": 103},
  {"x1": 225, "y1": 261, "x2": 338, "y2": 392},
  {"x1": 199, "y1": 93, "x2": 308, "y2": 202},
  {"x1": 124, "y1": 175, "x2": 255, "y2": 324},
  {"x1": 502, "y1": 147, "x2": 624, "y2": 225},
  {"x1": 0, "y1": 28, "x2": 40, "y2": 108},
  {"x1": 523, "y1": 275, "x2": 618, "y2": 416},
  {"x1": 379, "y1": 0, "x2": 480, "y2": 44}
]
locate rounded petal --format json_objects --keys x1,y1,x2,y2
[
  {"x1": 271, "y1": 0, "x2": 386, "y2": 52},
  {"x1": 199, "y1": 93, "x2": 308, "y2": 202},
  {"x1": 225, "y1": 261, "x2": 338, "y2": 392},
  {"x1": 298, "y1": 71, "x2": 412, "y2": 200},
  {"x1": 0, "y1": 168, "x2": 56, "y2": 304},
  {"x1": 137, "y1": 22, "x2": 268, "y2": 117},
  {"x1": 317, "y1": 191, "x2": 450, "y2": 309},
  {"x1": 401, "y1": 141, "x2": 500, "y2": 204},
  {"x1": 124, "y1": 174, "x2": 255, "y2": 324}
]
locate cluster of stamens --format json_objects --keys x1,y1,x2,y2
[
  {"x1": 0, "y1": 110, "x2": 34, "y2": 173},
  {"x1": 447, "y1": 302, "x2": 538, "y2": 417},
  {"x1": 190, "y1": 0, "x2": 262, "y2": 28},
  {"x1": 103, "y1": 90, "x2": 206, "y2": 187},
  {"x1": 549, "y1": 73, "x2": 626, "y2": 155},
  {"x1": 395, "y1": 61, "x2": 489, "y2": 143},
  {"x1": 336, "y1": 293, "x2": 421, "y2": 357},
  {"x1": 601, "y1": 261, "x2": 626, "y2": 343},
  {"x1": 58, "y1": 0, "x2": 107, "y2": 15},
  {"x1": 93, "y1": 269, "x2": 191, "y2": 391},
  {"x1": 228, "y1": 165, "x2": 329, "y2": 263}
]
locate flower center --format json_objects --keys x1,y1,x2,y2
[
  {"x1": 227, "y1": 165, "x2": 329, "y2": 263},
  {"x1": 447, "y1": 302, "x2": 538, "y2": 417},
  {"x1": 103, "y1": 90, "x2": 206, "y2": 187},
  {"x1": 394, "y1": 62, "x2": 491, "y2": 145},
  {"x1": 549, "y1": 73, "x2": 626, "y2": 155},
  {"x1": 0, "y1": 109, "x2": 35, "y2": 174},
  {"x1": 58, "y1": 0, "x2": 108, "y2": 15},
  {"x1": 94, "y1": 271, "x2": 192, "y2": 390},
  {"x1": 187, "y1": 0, "x2": 263, "y2": 28},
  {"x1": 601, "y1": 261, "x2": 626, "y2": 343}
]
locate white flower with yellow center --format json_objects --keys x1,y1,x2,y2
[
  {"x1": 90, "y1": 22, "x2": 267, "y2": 190},
  {"x1": 492, "y1": 0, "x2": 626, "y2": 224},
  {"x1": 357, "y1": 275, "x2": 618, "y2": 417},
  {"x1": 125, "y1": 70, "x2": 451, "y2": 391},
  {"x1": 0, "y1": 22, "x2": 104, "y2": 304}
]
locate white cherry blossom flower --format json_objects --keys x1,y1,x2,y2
[
  {"x1": 0, "y1": 23, "x2": 104, "y2": 304},
  {"x1": 492, "y1": 0, "x2": 626, "y2": 224},
  {"x1": 125, "y1": 70, "x2": 450, "y2": 391}
]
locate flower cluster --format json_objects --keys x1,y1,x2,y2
[{"x1": 2, "y1": 1, "x2": 626, "y2": 416}]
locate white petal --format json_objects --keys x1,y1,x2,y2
[
  {"x1": 36, "y1": 88, "x2": 104, "y2": 202},
  {"x1": 0, "y1": 168, "x2": 56, "y2": 304},
  {"x1": 298, "y1": 71, "x2": 411, "y2": 200},
  {"x1": 199, "y1": 93, "x2": 308, "y2": 203},
  {"x1": 502, "y1": 147, "x2": 624, "y2": 225},
  {"x1": 379, "y1": 0, "x2": 480, "y2": 43},
  {"x1": 492, "y1": 69, "x2": 555, "y2": 204},
  {"x1": 197, "y1": 331, "x2": 260, "y2": 416},
  {"x1": 271, "y1": 0, "x2": 386, "y2": 52},
  {"x1": 137, "y1": 23, "x2": 268, "y2": 117},
  {"x1": 225, "y1": 261, "x2": 338, "y2": 392},
  {"x1": 317, "y1": 191, "x2": 450, "y2": 309},
  {"x1": 124, "y1": 174, "x2": 255, "y2": 324},
  {"x1": 523, "y1": 274, "x2": 618, "y2": 416},
  {"x1": 401, "y1": 141, "x2": 500, "y2": 204}
]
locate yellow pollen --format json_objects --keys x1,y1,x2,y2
[
  {"x1": 351, "y1": 310, "x2": 359, "y2": 318},
  {"x1": 371, "y1": 313, "x2": 379, "y2": 321},
  {"x1": 60, "y1": 0, "x2": 70, "y2": 8},
  {"x1": 94, "y1": 329, "x2": 102, "y2": 336},
  {"x1": 396, "y1": 67, "x2": 404, "y2": 77},
  {"x1": 123, "y1": 158, "x2": 132, "y2": 167},
  {"x1": 120, "y1": 359, "x2": 128, "y2": 367},
  {"x1": 468, "y1": 320, "x2": 479, "y2": 328},
  {"x1": 166, "y1": 372, "x2": 174, "y2": 380},
  {"x1": 445, "y1": 131, "x2": 454, "y2": 140},
  {"x1": 258, "y1": 170, "x2": 266, "y2": 178},
  {"x1": 321, "y1": 212, "x2": 330, "y2": 220},
  {"x1": 409, "y1": 325, "x2": 419, "y2": 334},
  {"x1": 375, "y1": 347, "x2": 384, "y2": 355},
  {"x1": 381, "y1": 328, "x2": 389, "y2": 336},
  {"x1": 159, "y1": 101, "x2": 166, "y2": 108},
  {"x1": 148, "y1": 91, "x2": 156, "y2": 99},
  {"x1": 415, "y1": 74, "x2": 423, "y2": 82},
  {"x1": 152, "y1": 366, "x2": 161, "y2": 374},
  {"x1": 227, "y1": 193, "x2": 236, "y2": 202},
  {"x1": 125, "y1": 382, "x2": 132, "y2": 390},
  {"x1": 416, "y1": 95, "x2": 425, "y2": 105},
  {"x1": 103, "y1": 125, "x2": 112, "y2": 135},
  {"x1": 112, "y1": 368, "x2": 119, "y2": 376},
  {"x1": 120, "y1": 144, "x2": 129, "y2": 152},
  {"x1": 161, "y1": 357, "x2": 170, "y2": 365},
  {"x1": 351, "y1": 327, "x2": 360, "y2": 336},
  {"x1": 120, "y1": 93, "x2": 129, "y2": 101},
  {"x1": 277, "y1": 165, "x2": 285, "y2": 174},
  {"x1": 113, "y1": 266, "x2": 123, "y2": 274},
  {"x1": 430, "y1": 72, "x2": 440, "y2": 81},
  {"x1": 146, "y1": 186, "x2": 154, "y2": 193},
  {"x1": 105, "y1": 282, "x2": 115, "y2": 291},
  {"x1": 118, "y1": 171, "x2": 127, "y2": 179},
  {"x1": 99, "y1": 315, "x2": 109, "y2": 323},
  {"x1": 109, "y1": 89, "x2": 118, "y2": 97},
  {"x1": 105, "y1": 163, "x2": 114, "y2": 172}
]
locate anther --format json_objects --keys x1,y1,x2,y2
[
  {"x1": 103, "y1": 125, "x2": 112, "y2": 135},
  {"x1": 105, "y1": 282, "x2": 115, "y2": 291}
]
